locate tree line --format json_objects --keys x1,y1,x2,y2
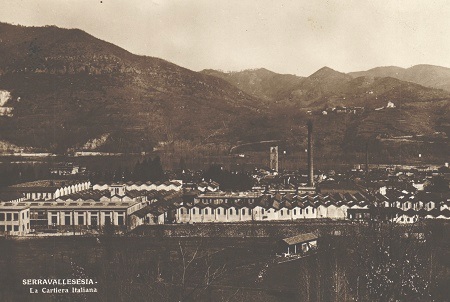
[
  {"x1": 88, "y1": 156, "x2": 166, "y2": 184},
  {"x1": 0, "y1": 163, "x2": 52, "y2": 187}
]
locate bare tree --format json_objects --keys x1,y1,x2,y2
[
  {"x1": 176, "y1": 240, "x2": 227, "y2": 302},
  {"x1": 179, "y1": 240, "x2": 199, "y2": 291}
]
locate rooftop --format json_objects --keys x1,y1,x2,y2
[
  {"x1": 282, "y1": 233, "x2": 319, "y2": 245},
  {"x1": 10, "y1": 179, "x2": 89, "y2": 189},
  {"x1": 0, "y1": 202, "x2": 30, "y2": 210},
  {"x1": 197, "y1": 192, "x2": 261, "y2": 198},
  {"x1": 3, "y1": 201, "x2": 140, "y2": 210},
  {"x1": 0, "y1": 191, "x2": 24, "y2": 202}
]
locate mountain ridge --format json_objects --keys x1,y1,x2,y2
[
  {"x1": 202, "y1": 65, "x2": 450, "y2": 109},
  {"x1": 0, "y1": 23, "x2": 448, "y2": 163},
  {"x1": 0, "y1": 22, "x2": 264, "y2": 152},
  {"x1": 349, "y1": 64, "x2": 450, "y2": 92}
]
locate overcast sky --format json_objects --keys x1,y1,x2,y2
[{"x1": 1, "y1": 0, "x2": 449, "y2": 76}]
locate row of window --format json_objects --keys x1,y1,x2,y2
[
  {"x1": 400, "y1": 204, "x2": 439, "y2": 209},
  {"x1": 378, "y1": 202, "x2": 446, "y2": 211},
  {"x1": 400, "y1": 217, "x2": 417, "y2": 222},
  {"x1": 1, "y1": 223, "x2": 29, "y2": 232},
  {"x1": 392, "y1": 201, "x2": 438, "y2": 206},
  {"x1": 349, "y1": 213, "x2": 371, "y2": 219},
  {"x1": 0, "y1": 213, "x2": 21, "y2": 221},
  {"x1": 32, "y1": 211, "x2": 125, "y2": 216},
  {"x1": 113, "y1": 188, "x2": 123, "y2": 194},
  {"x1": 180, "y1": 208, "x2": 316, "y2": 215},
  {"x1": 181, "y1": 208, "x2": 247, "y2": 215},
  {"x1": 49, "y1": 214, "x2": 125, "y2": 225},
  {"x1": 196, "y1": 198, "x2": 256, "y2": 204},
  {"x1": 279, "y1": 208, "x2": 315, "y2": 215},
  {"x1": 28, "y1": 192, "x2": 53, "y2": 199}
]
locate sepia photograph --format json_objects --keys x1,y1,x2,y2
[{"x1": 0, "y1": 0, "x2": 449, "y2": 301}]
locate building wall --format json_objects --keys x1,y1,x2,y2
[
  {"x1": 326, "y1": 205, "x2": 348, "y2": 219},
  {"x1": 202, "y1": 207, "x2": 215, "y2": 222},
  {"x1": 284, "y1": 240, "x2": 318, "y2": 255},
  {"x1": 302, "y1": 206, "x2": 316, "y2": 219},
  {"x1": 265, "y1": 208, "x2": 279, "y2": 220},
  {"x1": 0, "y1": 208, "x2": 30, "y2": 235},
  {"x1": 291, "y1": 207, "x2": 302, "y2": 220},
  {"x1": 397, "y1": 215, "x2": 419, "y2": 224},
  {"x1": 251, "y1": 206, "x2": 266, "y2": 221},
  {"x1": 227, "y1": 207, "x2": 240, "y2": 222},
  {"x1": 177, "y1": 207, "x2": 190, "y2": 223},
  {"x1": 215, "y1": 208, "x2": 228, "y2": 222},
  {"x1": 34, "y1": 209, "x2": 130, "y2": 230},
  {"x1": 240, "y1": 207, "x2": 253, "y2": 221},
  {"x1": 316, "y1": 205, "x2": 327, "y2": 218},
  {"x1": 277, "y1": 208, "x2": 292, "y2": 221},
  {"x1": 164, "y1": 193, "x2": 450, "y2": 225},
  {"x1": 169, "y1": 198, "x2": 449, "y2": 224}
]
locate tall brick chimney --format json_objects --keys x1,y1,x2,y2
[{"x1": 307, "y1": 120, "x2": 314, "y2": 187}]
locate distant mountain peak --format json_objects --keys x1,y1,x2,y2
[
  {"x1": 316, "y1": 66, "x2": 335, "y2": 72},
  {"x1": 309, "y1": 66, "x2": 351, "y2": 81},
  {"x1": 410, "y1": 63, "x2": 441, "y2": 68},
  {"x1": 407, "y1": 64, "x2": 450, "y2": 71},
  {"x1": 350, "y1": 64, "x2": 450, "y2": 92}
]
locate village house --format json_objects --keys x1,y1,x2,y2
[{"x1": 279, "y1": 233, "x2": 319, "y2": 256}]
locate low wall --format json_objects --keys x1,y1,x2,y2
[
  {"x1": 132, "y1": 220, "x2": 366, "y2": 238},
  {"x1": 132, "y1": 220, "x2": 450, "y2": 239}
]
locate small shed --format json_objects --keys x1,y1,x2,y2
[{"x1": 279, "y1": 233, "x2": 318, "y2": 255}]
